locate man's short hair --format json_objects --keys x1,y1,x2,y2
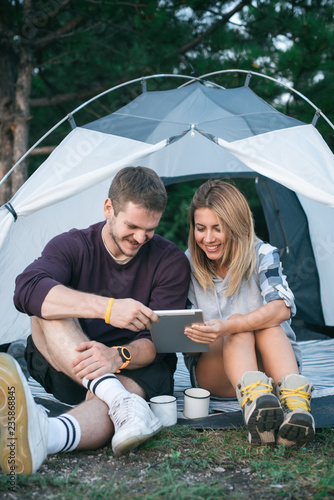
[{"x1": 108, "y1": 166, "x2": 167, "y2": 215}]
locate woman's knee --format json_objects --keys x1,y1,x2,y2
[
  {"x1": 255, "y1": 325, "x2": 285, "y2": 339},
  {"x1": 224, "y1": 330, "x2": 255, "y2": 347},
  {"x1": 254, "y1": 326, "x2": 289, "y2": 354}
]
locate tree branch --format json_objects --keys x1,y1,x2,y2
[
  {"x1": 85, "y1": 0, "x2": 148, "y2": 7},
  {"x1": 178, "y1": 0, "x2": 252, "y2": 55},
  {"x1": 34, "y1": 15, "x2": 86, "y2": 48},
  {"x1": 30, "y1": 84, "x2": 110, "y2": 108}
]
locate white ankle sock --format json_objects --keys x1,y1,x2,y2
[
  {"x1": 47, "y1": 413, "x2": 81, "y2": 454},
  {"x1": 82, "y1": 374, "x2": 131, "y2": 409}
]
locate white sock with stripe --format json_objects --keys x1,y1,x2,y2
[
  {"x1": 47, "y1": 413, "x2": 81, "y2": 454},
  {"x1": 82, "y1": 374, "x2": 131, "y2": 409}
]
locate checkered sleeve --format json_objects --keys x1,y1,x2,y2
[{"x1": 258, "y1": 243, "x2": 296, "y2": 316}]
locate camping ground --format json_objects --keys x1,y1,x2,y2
[
  {"x1": 0, "y1": 425, "x2": 333, "y2": 499},
  {"x1": 0, "y1": 321, "x2": 333, "y2": 499}
]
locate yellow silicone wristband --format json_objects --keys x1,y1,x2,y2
[{"x1": 105, "y1": 298, "x2": 114, "y2": 324}]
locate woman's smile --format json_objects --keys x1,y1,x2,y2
[{"x1": 194, "y1": 207, "x2": 226, "y2": 262}]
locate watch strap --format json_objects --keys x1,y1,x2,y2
[{"x1": 112, "y1": 346, "x2": 131, "y2": 373}]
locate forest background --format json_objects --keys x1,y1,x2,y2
[
  {"x1": 1, "y1": 5, "x2": 334, "y2": 497},
  {"x1": 1, "y1": 0, "x2": 334, "y2": 250}
]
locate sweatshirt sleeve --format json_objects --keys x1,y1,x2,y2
[{"x1": 14, "y1": 233, "x2": 77, "y2": 317}]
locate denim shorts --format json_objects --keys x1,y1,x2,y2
[
  {"x1": 183, "y1": 352, "x2": 238, "y2": 402},
  {"x1": 183, "y1": 353, "x2": 201, "y2": 388}
]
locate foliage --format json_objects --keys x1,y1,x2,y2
[
  {"x1": 1, "y1": 0, "x2": 334, "y2": 204},
  {"x1": 3, "y1": 1, "x2": 334, "y2": 143},
  {"x1": 1, "y1": 426, "x2": 333, "y2": 499}
]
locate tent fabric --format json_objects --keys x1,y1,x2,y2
[
  {"x1": 0, "y1": 130, "x2": 173, "y2": 344},
  {"x1": 256, "y1": 178, "x2": 324, "y2": 326},
  {"x1": 295, "y1": 195, "x2": 334, "y2": 326},
  {"x1": 214, "y1": 125, "x2": 334, "y2": 207},
  {"x1": 1, "y1": 80, "x2": 334, "y2": 345},
  {"x1": 84, "y1": 84, "x2": 303, "y2": 142}
]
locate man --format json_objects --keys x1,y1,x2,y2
[{"x1": 0, "y1": 166, "x2": 190, "y2": 476}]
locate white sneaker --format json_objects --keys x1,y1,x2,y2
[
  {"x1": 236, "y1": 371, "x2": 284, "y2": 445},
  {"x1": 110, "y1": 393, "x2": 162, "y2": 456},
  {"x1": 0, "y1": 353, "x2": 48, "y2": 475}
]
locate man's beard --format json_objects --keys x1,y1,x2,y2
[{"x1": 111, "y1": 230, "x2": 147, "y2": 258}]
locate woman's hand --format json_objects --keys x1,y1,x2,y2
[
  {"x1": 184, "y1": 300, "x2": 291, "y2": 345},
  {"x1": 185, "y1": 319, "x2": 229, "y2": 344}
]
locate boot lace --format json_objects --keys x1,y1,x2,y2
[
  {"x1": 240, "y1": 380, "x2": 272, "y2": 407},
  {"x1": 279, "y1": 384, "x2": 311, "y2": 412}
]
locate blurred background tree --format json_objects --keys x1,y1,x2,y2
[{"x1": 0, "y1": 0, "x2": 333, "y2": 247}]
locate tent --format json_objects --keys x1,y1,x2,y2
[{"x1": 1, "y1": 71, "x2": 334, "y2": 346}]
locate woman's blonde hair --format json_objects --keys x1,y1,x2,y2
[{"x1": 188, "y1": 180, "x2": 256, "y2": 296}]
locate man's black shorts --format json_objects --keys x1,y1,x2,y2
[{"x1": 25, "y1": 335, "x2": 177, "y2": 405}]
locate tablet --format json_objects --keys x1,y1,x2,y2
[{"x1": 150, "y1": 309, "x2": 209, "y2": 353}]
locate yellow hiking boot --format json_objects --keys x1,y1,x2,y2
[
  {"x1": 236, "y1": 371, "x2": 283, "y2": 445},
  {"x1": 276, "y1": 374, "x2": 315, "y2": 447}
]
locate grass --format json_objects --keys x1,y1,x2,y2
[{"x1": 0, "y1": 426, "x2": 333, "y2": 499}]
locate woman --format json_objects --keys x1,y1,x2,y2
[{"x1": 184, "y1": 180, "x2": 314, "y2": 447}]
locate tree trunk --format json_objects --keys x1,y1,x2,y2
[
  {"x1": 11, "y1": 40, "x2": 33, "y2": 196},
  {"x1": 0, "y1": 0, "x2": 33, "y2": 206},
  {"x1": 0, "y1": 33, "x2": 16, "y2": 205}
]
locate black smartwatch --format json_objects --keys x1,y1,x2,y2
[{"x1": 112, "y1": 346, "x2": 131, "y2": 373}]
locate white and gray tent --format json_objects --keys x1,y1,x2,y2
[{"x1": 1, "y1": 70, "x2": 334, "y2": 346}]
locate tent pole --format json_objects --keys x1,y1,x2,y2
[
  {"x1": 0, "y1": 73, "x2": 198, "y2": 186},
  {"x1": 68, "y1": 114, "x2": 77, "y2": 129},
  {"x1": 141, "y1": 79, "x2": 147, "y2": 92},
  {"x1": 0, "y1": 114, "x2": 70, "y2": 190},
  {"x1": 1, "y1": 69, "x2": 333, "y2": 188},
  {"x1": 195, "y1": 69, "x2": 334, "y2": 131},
  {"x1": 312, "y1": 109, "x2": 321, "y2": 127},
  {"x1": 244, "y1": 73, "x2": 252, "y2": 87}
]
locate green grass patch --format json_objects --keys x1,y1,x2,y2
[{"x1": 0, "y1": 427, "x2": 333, "y2": 499}]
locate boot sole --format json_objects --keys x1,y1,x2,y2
[
  {"x1": 0, "y1": 354, "x2": 33, "y2": 475},
  {"x1": 247, "y1": 395, "x2": 284, "y2": 446},
  {"x1": 277, "y1": 412, "x2": 315, "y2": 447},
  {"x1": 112, "y1": 420, "x2": 162, "y2": 456}
]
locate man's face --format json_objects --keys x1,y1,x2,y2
[{"x1": 103, "y1": 200, "x2": 162, "y2": 260}]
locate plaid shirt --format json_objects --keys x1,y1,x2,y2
[{"x1": 257, "y1": 241, "x2": 296, "y2": 316}]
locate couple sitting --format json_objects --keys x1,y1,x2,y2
[{"x1": 0, "y1": 166, "x2": 314, "y2": 476}]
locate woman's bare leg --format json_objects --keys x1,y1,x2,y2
[
  {"x1": 255, "y1": 326, "x2": 299, "y2": 385},
  {"x1": 195, "y1": 331, "x2": 258, "y2": 398}
]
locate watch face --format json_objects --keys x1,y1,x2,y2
[{"x1": 121, "y1": 347, "x2": 131, "y2": 361}]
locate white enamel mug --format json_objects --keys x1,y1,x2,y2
[
  {"x1": 183, "y1": 388, "x2": 210, "y2": 419},
  {"x1": 150, "y1": 395, "x2": 177, "y2": 427}
]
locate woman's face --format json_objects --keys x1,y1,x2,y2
[{"x1": 194, "y1": 207, "x2": 226, "y2": 262}]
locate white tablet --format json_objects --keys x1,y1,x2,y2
[{"x1": 150, "y1": 309, "x2": 209, "y2": 353}]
